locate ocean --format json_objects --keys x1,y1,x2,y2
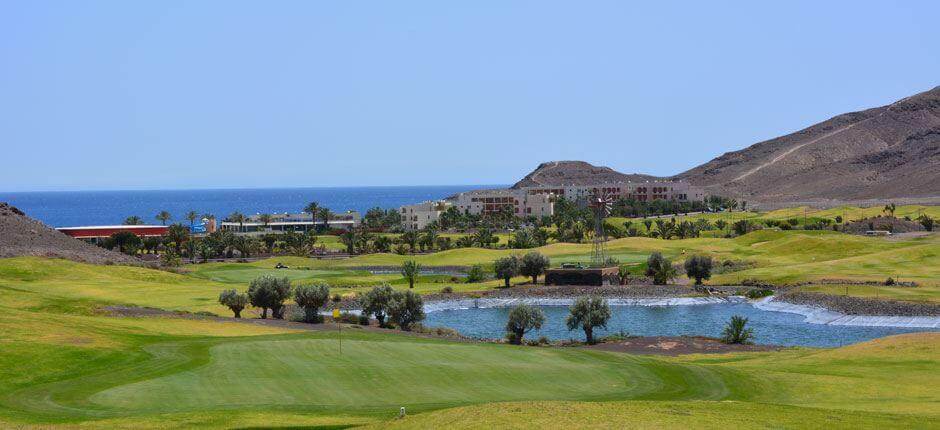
[{"x1": 0, "y1": 185, "x2": 502, "y2": 228}]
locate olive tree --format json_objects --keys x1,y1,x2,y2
[
  {"x1": 401, "y1": 260, "x2": 420, "y2": 289},
  {"x1": 361, "y1": 284, "x2": 395, "y2": 327},
  {"x1": 294, "y1": 283, "x2": 330, "y2": 323},
  {"x1": 505, "y1": 304, "x2": 545, "y2": 345},
  {"x1": 645, "y1": 252, "x2": 677, "y2": 285},
  {"x1": 520, "y1": 252, "x2": 550, "y2": 284},
  {"x1": 247, "y1": 275, "x2": 291, "y2": 319},
  {"x1": 683, "y1": 255, "x2": 713, "y2": 285},
  {"x1": 494, "y1": 255, "x2": 520, "y2": 288},
  {"x1": 388, "y1": 290, "x2": 425, "y2": 331},
  {"x1": 566, "y1": 296, "x2": 611, "y2": 345},
  {"x1": 218, "y1": 289, "x2": 248, "y2": 318}
]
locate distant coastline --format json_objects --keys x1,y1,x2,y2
[{"x1": 0, "y1": 185, "x2": 507, "y2": 228}]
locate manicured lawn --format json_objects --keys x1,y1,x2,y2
[
  {"x1": 795, "y1": 283, "x2": 940, "y2": 304},
  {"x1": 1, "y1": 257, "x2": 939, "y2": 428}
]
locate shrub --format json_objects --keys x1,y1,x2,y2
[
  {"x1": 160, "y1": 250, "x2": 182, "y2": 267},
  {"x1": 401, "y1": 260, "x2": 420, "y2": 288},
  {"x1": 504, "y1": 304, "x2": 546, "y2": 345},
  {"x1": 918, "y1": 215, "x2": 934, "y2": 231},
  {"x1": 683, "y1": 255, "x2": 713, "y2": 285},
  {"x1": 645, "y1": 252, "x2": 677, "y2": 285},
  {"x1": 744, "y1": 288, "x2": 773, "y2": 299},
  {"x1": 388, "y1": 290, "x2": 425, "y2": 331},
  {"x1": 519, "y1": 252, "x2": 550, "y2": 284},
  {"x1": 294, "y1": 283, "x2": 330, "y2": 323},
  {"x1": 334, "y1": 312, "x2": 360, "y2": 324},
  {"x1": 440, "y1": 285, "x2": 454, "y2": 294},
  {"x1": 884, "y1": 277, "x2": 896, "y2": 286},
  {"x1": 218, "y1": 289, "x2": 248, "y2": 318},
  {"x1": 357, "y1": 314, "x2": 371, "y2": 325},
  {"x1": 332, "y1": 293, "x2": 343, "y2": 303},
  {"x1": 247, "y1": 275, "x2": 292, "y2": 319},
  {"x1": 465, "y1": 264, "x2": 487, "y2": 283},
  {"x1": 721, "y1": 315, "x2": 754, "y2": 344},
  {"x1": 565, "y1": 296, "x2": 611, "y2": 345},
  {"x1": 494, "y1": 255, "x2": 521, "y2": 288},
  {"x1": 360, "y1": 284, "x2": 395, "y2": 328}
]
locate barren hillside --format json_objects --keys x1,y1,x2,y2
[
  {"x1": 675, "y1": 86, "x2": 940, "y2": 203},
  {"x1": 0, "y1": 202, "x2": 141, "y2": 265}
]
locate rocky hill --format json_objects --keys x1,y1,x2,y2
[
  {"x1": 675, "y1": 86, "x2": 940, "y2": 203},
  {"x1": 0, "y1": 202, "x2": 141, "y2": 265},
  {"x1": 511, "y1": 161, "x2": 660, "y2": 188}
]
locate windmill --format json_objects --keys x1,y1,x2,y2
[{"x1": 589, "y1": 193, "x2": 614, "y2": 266}]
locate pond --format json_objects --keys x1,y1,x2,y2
[{"x1": 424, "y1": 300, "x2": 939, "y2": 348}]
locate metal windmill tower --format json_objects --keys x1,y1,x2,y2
[{"x1": 589, "y1": 193, "x2": 614, "y2": 266}]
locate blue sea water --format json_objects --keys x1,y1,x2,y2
[
  {"x1": 0, "y1": 185, "x2": 503, "y2": 227},
  {"x1": 424, "y1": 303, "x2": 938, "y2": 348}
]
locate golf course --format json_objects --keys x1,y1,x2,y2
[{"x1": 1, "y1": 225, "x2": 940, "y2": 428}]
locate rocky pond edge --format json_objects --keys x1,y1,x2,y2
[{"x1": 421, "y1": 294, "x2": 940, "y2": 329}]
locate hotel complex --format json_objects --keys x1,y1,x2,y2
[
  {"x1": 219, "y1": 211, "x2": 361, "y2": 235},
  {"x1": 400, "y1": 180, "x2": 704, "y2": 231}
]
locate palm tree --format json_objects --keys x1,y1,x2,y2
[
  {"x1": 304, "y1": 202, "x2": 320, "y2": 232},
  {"x1": 258, "y1": 213, "x2": 273, "y2": 229},
  {"x1": 185, "y1": 211, "x2": 199, "y2": 230},
  {"x1": 156, "y1": 211, "x2": 172, "y2": 226},
  {"x1": 228, "y1": 211, "x2": 245, "y2": 233},
  {"x1": 318, "y1": 207, "x2": 332, "y2": 232},
  {"x1": 123, "y1": 215, "x2": 143, "y2": 225},
  {"x1": 883, "y1": 203, "x2": 897, "y2": 218}
]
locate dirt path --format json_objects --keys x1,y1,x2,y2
[
  {"x1": 585, "y1": 336, "x2": 781, "y2": 355},
  {"x1": 731, "y1": 113, "x2": 881, "y2": 182}
]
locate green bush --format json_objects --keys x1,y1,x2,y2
[
  {"x1": 465, "y1": 264, "x2": 487, "y2": 283},
  {"x1": 645, "y1": 252, "x2": 677, "y2": 285},
  {"x1": 294, "y1": 283, "x2": 330, "y2": 323},
  {"x1": 721, "y1": 315, "x2": 754, "y2": 344},
  {"x1": 389, "y1": 290, "x2": 425, "y2": 331},
  {"x1": 218, "y1": 289, "x2": 248, "y2": 318},
  {"x1": 504, "y1": 304, "x2": 546, "y2": 345},
  {"x1": 744, "y1": 288, "x2": 774, "y2": 299},
  {"x1": 360, "y1": 284, "x2": 395, "y2": 328},
  {"x1": 566, "y1": 296, "x2": 611, "y2": 345}
]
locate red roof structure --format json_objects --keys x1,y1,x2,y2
[{"x1": 56, "y1": 225, "x2": 168, "y2": 239}]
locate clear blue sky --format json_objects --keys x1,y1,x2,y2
[{"x1": 2, "y1": 1, "x2": 938, "y2": 192}]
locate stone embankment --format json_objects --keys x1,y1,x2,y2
[{"x1": 776, "y1": 291, "x2": 940, "y2": 317}]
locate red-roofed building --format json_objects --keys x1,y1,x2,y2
[{"x1": 56, "y1": 225, "x2": 168, "y2": 243}]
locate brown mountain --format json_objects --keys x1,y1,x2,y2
[
  {"x1": 511, "y1": 161, "x2": 660, "y2": 188},
  {"x1": 0, "y1": 202, "x2": 140, "y2": 265},
  {"x1": 675, "y1": 86, "x2": 940, "y2": 203}
]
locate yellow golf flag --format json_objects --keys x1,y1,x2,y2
[{"x1": 332, "y1": 308, "x2": 340, "y2": 319}]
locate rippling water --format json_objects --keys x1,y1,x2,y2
[
  {"x1": 0, "y1": 185, "x2": 502, "y2": 227},
  {"x1": 424, "y1": 303, "x2": 938, "y2": 347}
]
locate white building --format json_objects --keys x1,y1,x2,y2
[
  {"x1": 400, "y1": 200, "x2": 451, "y2": 231},
  {"x1": 220, "y1": 211, "x2": 361, "y2": 236}
]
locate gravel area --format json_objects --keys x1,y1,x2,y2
[{"x1": 776, "y1": 291, "x2": 940, "y2": 317}]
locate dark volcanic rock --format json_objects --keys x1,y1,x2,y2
[
  {"x1": 512, "y1": 160, "x2": 660, "y2": 188},
  {"x1": 0, "y1": 202, "x2": 141, "y2": 266}
]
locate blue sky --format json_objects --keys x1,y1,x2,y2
[{"x1": 2, "y1": 1, "x2": 938, "y2": 192}]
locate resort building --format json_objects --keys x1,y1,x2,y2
[
  {"x1": 452, "y1": 189, "x2": 554, "y2": 218},
  {"x1": 521, "y1": 180, "x2": 704, "y2": 202},
  {"x1": 220, "y1": 211, "x2": 361, "y2": 235},
  {"x1": 400, "y1": 200, "x2": 451, "y2": 231},
  {"x1": 399, "y1": 180, "x2": 704, "y2": 230}
]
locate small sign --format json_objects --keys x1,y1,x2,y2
[{"x1": 332, "y1": 309, "x2": 341, "y2": 319}]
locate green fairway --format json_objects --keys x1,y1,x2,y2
[{"x1": 1, "y1": 256, "x2": 940, "y2": 428}]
